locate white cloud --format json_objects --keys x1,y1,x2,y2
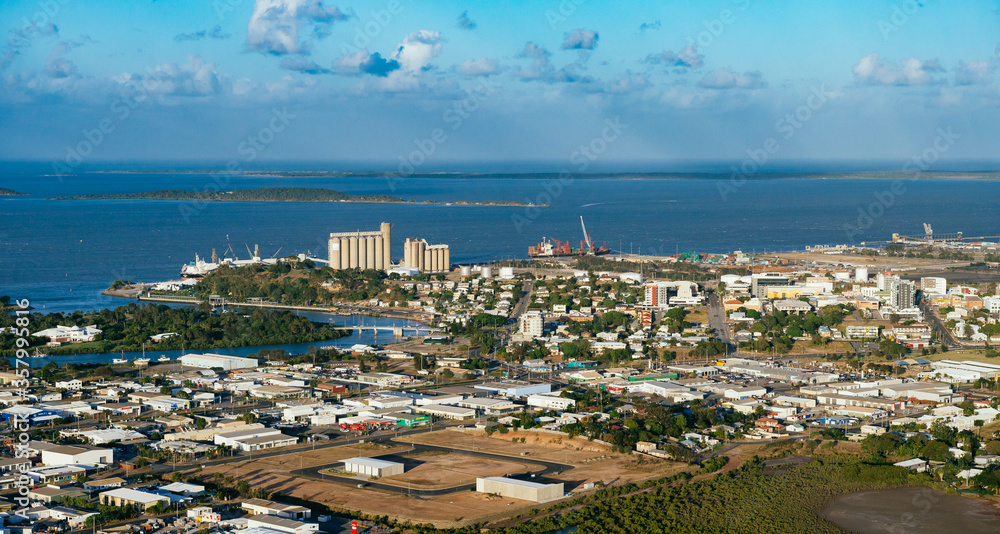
[
  {"x1": 697, "y1": 67, "x2": 766, "y2": 90},
  {"x1": 457, "y1": 57, "x2": 498, "y2": 77},
  {"x1": 852, "y1": 52, "x2": 944, "y2": 86},
  {"x1": 246, "y1": 0, "x2": 348, "y2": 55},
  {"x1": 391, "y1": 30, "x2": 443, "y2": 72},
  {"x1": 133, "y1": 55, "x2": 225, "y2": 97},
  {"x1": 562, "y1": 29, "x2": 599, "y2": 50},
  {"x1": 606, "y1": 73, "x2": 649, "y2": 93},
  {"x1": 953, "y1": 60, "x2": 992, "y2": 86},
  {"x1": 45, "y1": 42, "x2": 77, "y2": 79},
  {"x1": 332, "y1": 50, "x2": 400, "y2": 76},
  {"x1": 643, "y1": 45, "x2": 703, "y2": 70}
]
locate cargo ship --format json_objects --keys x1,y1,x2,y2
[{"x1": 528, "y1": 216, "x2": 611, "y2": 258}]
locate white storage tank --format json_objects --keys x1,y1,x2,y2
[
  {"x1": 855, "y1": 267, "x2": 869, "y2": 282},
  {"x1": 500, "y1": 267, "x2": 515, "y2": 278},
  {"x1": 481, "y1": 266, "x2": 493, "y2": 279},
  {"x1": 460, "y1": 266, "x2": 472, "y2": 277}
]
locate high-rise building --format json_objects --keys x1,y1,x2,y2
[
  {"x1": 644, "y1": 283, "x2": 671, "y2": 308},
  {"x1": 751, "y1": 274, "x2": 789, "y2": 297},
  {"x1": 519, "y1": 311, "x2": 544, "y2": 339},
  {"x1": 890, "y1": 279, "x2": 916, "y2": 309},
  {"x1": 920, "y1": 277, "x2": 947, "y2": 295}
]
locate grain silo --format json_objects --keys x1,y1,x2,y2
[
  {"x1": 375, "y1": 236, "x2": 386, "y2": 270},
  {"x1": 365, "y1": 237, "x2": 376, "y2": 269},
  {"x1": 349, "y1": 236, "x2": 359, "y2": 268},
  {"x1": 329, "y1": 239, "x2": 341, "y2": 269},
  {"x1": 381, "y1": 222, "x2": 392, "y2": 267}
]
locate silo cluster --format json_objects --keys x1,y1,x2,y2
[
  {"x1": 328, "y1": 222, "x2": 392, "y2": 270},
  {"x1": 402, "y1": 238, "x2": 450, "y2": 273}
]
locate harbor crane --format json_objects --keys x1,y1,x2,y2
[
  {"x1": 860, "y1": 223, "x2": 1000, "y2": 246},
  {"x1": 580, "y1": 216, "x2": 593, "y2": 251}
]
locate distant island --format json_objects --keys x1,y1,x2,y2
[
  {"x1": 52, "y1": 187, "x2": 543, "y2": 207},
  {"x1": 0, "y1": 188, "x2": 26, "y2": 196},
  {"x1": 91, "y1": 169, "x2": 1000, "y2": 180}
]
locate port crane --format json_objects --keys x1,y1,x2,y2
[
  {"x1": 580, "y1": 216, "x2": 593, "y2": 251},
  {"x1": 860, "y1": 223, "x2": 1000, "y2": 246}
]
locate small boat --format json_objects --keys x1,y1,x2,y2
[
  {"x1": 30, "y1": 349, "x2": 48, "y2": 358},
  {"x1": 134, "y1": 358, "x2": 151, "y2": 364},
  {"x1": 158, "y1": 355, "x2": 171, "y2": 362},
  {"x1": 112, "y1": 358, "x2": 128, "y2": 364}
]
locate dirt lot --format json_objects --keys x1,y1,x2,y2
[
  {"x1": 377, "y1": 450, "x2": 538, "y2": 489},
  {"x1": 197, "y1": 430, "x2": 686, "y2": 528},
  {"x1": 400, "y1": 429, "x2": 687, "y2": 488}
]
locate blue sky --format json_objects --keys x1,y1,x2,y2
[{"x1": 2, "y1": 0, "x2": 999, "y2": 170}]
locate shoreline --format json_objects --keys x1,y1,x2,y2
[
  {"x1": 102, "y1": 288, "x2": 432, "y2": 322},
  {"x1": 82, "y1": 170, "x2": 1000, "y2": 180}
]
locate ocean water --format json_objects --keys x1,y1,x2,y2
[{"x1": 2, "y1": 163, "x2": 1000, "y2": 313}]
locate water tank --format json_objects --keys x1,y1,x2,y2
[
  {"x1": 500, "y1": 267, "x2": 514, "y2": 278},
  {"x1": 481, "y1": 266, "x2": 493, "y2": 278},
  {"x1": 460, "y1": 266, "x2": 472, "y2": 277},
  {"x1": 855, "y1": 267, "x2": 869, "y2": 282}
]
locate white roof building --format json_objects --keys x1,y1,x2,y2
[{"x1": 33, "y1": 325, "x2": 102, "y2": 343}]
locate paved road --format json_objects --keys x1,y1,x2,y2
[
  {"x1": 920, "y1": 301, "x2": 964, "y2": 349},
  {"x1": 510, "y1": 280, "x2": 534, "y2": 321},
  {"x1": 707, "y1": 292, "x2": 733, "y2": 348},
  {"x1": 287, "y1": 439, "x2": 573, "y2": 497}
]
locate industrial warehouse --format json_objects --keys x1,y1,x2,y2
[{"x1": 476, "y1": 477, "x2": 565, "y2": 503}]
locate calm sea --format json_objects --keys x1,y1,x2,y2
[{"x1": 2, "y1": 163, "x2": 999, "y2": 313}]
